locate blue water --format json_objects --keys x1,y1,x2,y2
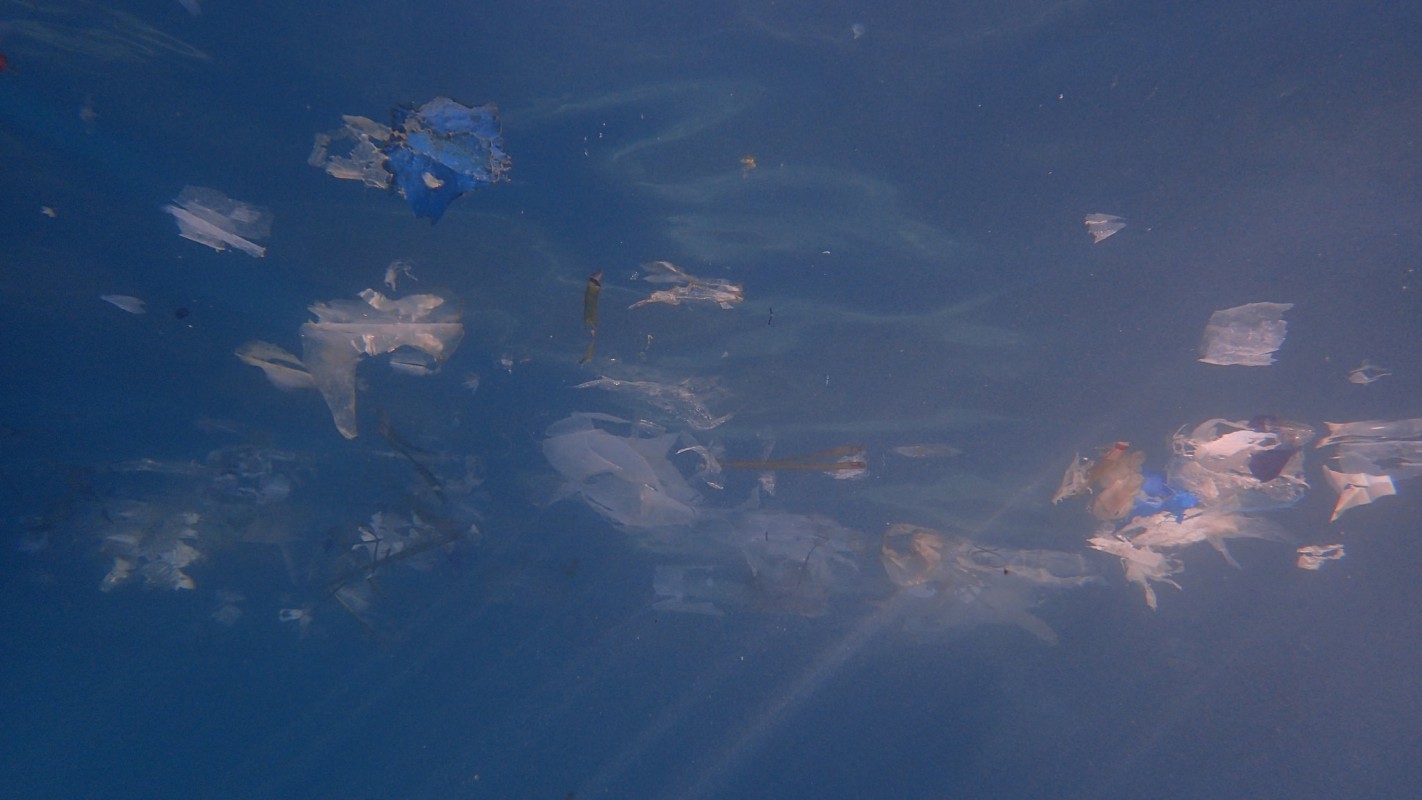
[{"x1": 3, "y1": 1, "x2": 1421, "y2": 798}]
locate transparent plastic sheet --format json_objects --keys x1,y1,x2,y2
[
  {"x1": 1316, "y1": 418, "x2": 1422, "y2": 447},
  {"x1": 542, "y1": 413, "x2": 701, "y2": 530},
  {"x1": 575, "y1": 375, "x2": 732, "y2": 430},
  {"x1": 1198, "y1": 302, "x2": 1292, "y2": 366},
  {"x1": 1083, "y1": 213, "x2": 1125, "y2": 243},
  {"x1": 882, "y1": 524, "x2": 1098, "y2": 640},
  {"x1": 734, "y1": 510, "x2": 861, "y2": 617},
  {"x1": 235, "y1": 341, "x2": 315, "y2": 391},
  {"x1": 1316, "y1": 418, "x2": 1422, "y2": 520},
  {"x1": 100, "y1": 294, "x2": 146, "y2": 314},
  {"x1": 300, "y1": 290, "x2": 464, "y2": 438},
  {"x1": 1087, "y1": 530, "x2": 1182, "y2": 610},
  {"x1": 651, "y1": 565, "x2": 736, "y2": 616},
  {"x1": 1117, "y1": 509, "x2": 1288, "y2": 568}
]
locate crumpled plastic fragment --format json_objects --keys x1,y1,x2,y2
[
  {"x1": 1116, "y1": 509, "x2": 1287, "y2": 569},
  {"x1": 1315, "y1": 417, "x2": 1422, "y2": 520},
  {"x1": 1321, "y1": 466, "x2": 1396, "y2": 521},
  {"x1": 1087, "y1": 531, "x2": 1182, "y2": 610},
  {"x1": 1084, "y1": 213, "x2": 1125, "y2": 243},
  {"x1": 308, "y1": 115, "x2": 394, "y2": 188},
  {"x1": 629, "y1": 261, "x2": 744, "y2": 310},
  {"x1": 1296, "y1": 544, "x2": 1345, "y2": 570},
  {"x1": 882, "y1": 524, "x2": 1097, "y2": 641},
  {"x1": 1050, "y1": 443, "x2": 1146, "y2": 520},
  {"x1": 1168, "y1": 418, "x2": 1313, "y2": 512},
  {"x1": 163, "y1": 185, "x2": 272, "y2": 257},
  {"x1": 98, "y1": 504, "x2": 205, "y2": 592},
  {"x1": 310, "y1": 98, "x2": 511, "y2": 221}
]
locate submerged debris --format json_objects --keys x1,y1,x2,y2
[
  {"x1": 1198, "y1": 302, "x2": 1293, "y2": 366},
  {"x1": 163, "y1": 185, "x2": 271, "y2": 257},
  {"x1": 300, "y1": 289, "x2": 464, "y2": 438},
  {"x1": 310, "y1": 97, "x2": 511, "y2": 221},
  {"x1": 1347, "y1": 360, "x2": 1390, "y2": 385},
  {"x1": 1084, "y1": 213, "x2": 1125, "y2": 243},
  {"x1": 100, "y1": 294, "x2": 147, "y2": 314},
  {"x1": 629, "y1": 261, "x2": 743, "y2": 310}
]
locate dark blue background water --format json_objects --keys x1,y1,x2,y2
[{"x1": 3, "y1": 1, "x2": 1421, "y2": 797}]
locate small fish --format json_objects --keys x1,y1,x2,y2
[{"x1": 100, "y1": 294, "x2": 147, "y2": 314}]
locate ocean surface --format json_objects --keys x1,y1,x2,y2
[{"x1": 3, "y1": 1, "x2": 1420, "y2": 798}]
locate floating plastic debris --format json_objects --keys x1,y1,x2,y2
[
  {"x1": 98, "y1": 506, "x2": 204, "y2": 592},
  {"x1": 1321, "y1": 465, "x2": 1397, "y2": 521},
  {"x1": 163, "y1": 185, "x2": 272, "y2": 257},
  {"x1": 882, "y1": 524, "x2": 1097, "y2": 641},
  {"x1": 1296, "y1": 544, "x2": 1345, "y2": 570},
  {"x1": 888, "y1": 443, "x2": 962, "y2": 459},
  {"x1": 1087, "y1": 531, "x2": 1181, "y2": 611},
  {"x1": 100, "y1": 294, "x2": 146, "y2": 314},
  {"x1": 652, "y1": 565, "x2": 733, "y2": 616},
  {"x1": 1198, "y1": 302, "x2": 1293, "y2": 366},
  {"x1": 574, "y1": 375, "x2": 732, "y2": 430},
  {"x1": 1168, "y1": 417, "x2": 1313, "y2": 513},
  {"x1": 1084, "y1": 213, "x2": 1125, "y2": 243},
  {"x1": 1347, "y1": 360, "x2": 1390, "y2": 385},
  {"x1": 629, "y1": 261, "x2": 744, "y2": 310},
  {"x1": 1051, "y1": 442, "x2": 1145, "y2": 520},
  {"x1": 235, "y1": 341, "x2": 315, "y2": 391},
  {"x1": 1051, "y1": 452, "x2": 1093, "y2": 505},
  {"x1": 383, "y1": 260, "x2": 417, "y2": 291},
  {"x1": 301, "y1": 289, "x2": 464, "y2": 438},
  {"x1": 311, "y1": 97, "x2": 511, "y2": 221},
  {"x1": 735, "y1": 510, "x2": 861, "y2": 617},
  {"x1": 309, "y1": 115, "x2": 394, "y2": 188},
  {"x1": 1316, "y1": 418, "x2": 1422, "y2": 448},
  {"x1": 542, "y1": 413, "x2": 701, "y2": 530},
  {"x1": 1316, "y1": 417, "x2": 1422, "y2": 520},
  {"x1": 1116, "y1": 509, "x2": 1287, "y2": 569}
]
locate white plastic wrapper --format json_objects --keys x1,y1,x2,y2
[
  {"x1": 163, "y1": 185, "x2": 272, "y2": 257},
  {"x1": 1198, "y1": 302, "x2": 1293, "y2": 366}
]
